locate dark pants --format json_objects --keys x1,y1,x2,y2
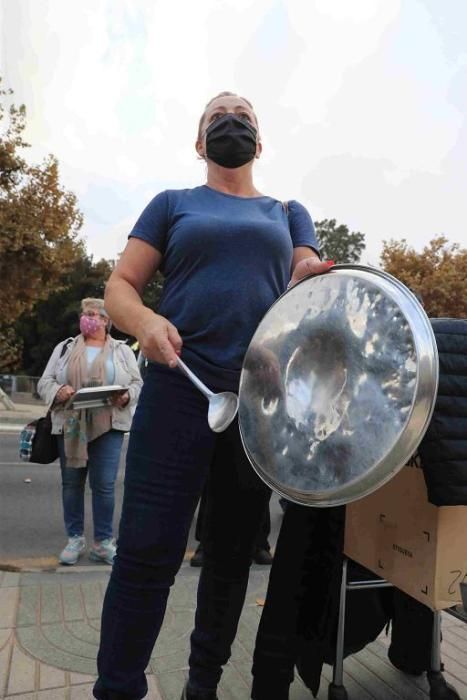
[
  {"x1": 93, "y1": 363, "x2": 271, "y2": 700},
  {"x1": 252, "y1": 504, "x2": 345, "y2": 700},
  {"x1": 195, "y1": 480, "x2": 272, "y2": 551}
]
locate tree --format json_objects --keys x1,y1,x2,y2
[
  {"x1": 0, "y1": 78, "x2": 83, "y2": 370},
  {"x1": 142, "y1": 271, "x2": 164, "y2": 312},
  {"x1": 315, "y1": 219, "x2": 365, "y2": 264},
  {"x1": 16, "y1": 254, "x2": 165, "y2": 375},
  {"x1": 16, "y1": 253, "x2": 115, "y2": 376},
  {"x1": 381, "y1": 236, "x2": 467, "y2": 318}
]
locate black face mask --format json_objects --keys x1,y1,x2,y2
[{"x1": 205, "y1": 113, "x2": 258, "y2": 168}]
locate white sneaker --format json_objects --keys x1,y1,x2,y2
[
  {"x1": 89, "y1": 538, "x2": 116, "y2": 565},
  {"x1": 59, "y1": 535, "x2": 86, "y2": 565}
]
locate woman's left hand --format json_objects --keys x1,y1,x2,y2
[
  {"x1": 288, "y1": 255, "x2": 334, "y2": 289},
  {"x1": 111, "y1": 391, "x2": 130, "y2": 408}
]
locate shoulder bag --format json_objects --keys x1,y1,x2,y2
[{"x1": 19, "y1": 339, "x2": 72, "y2": 464}]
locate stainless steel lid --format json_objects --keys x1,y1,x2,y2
[{"x1": 238, "y1": 265, "x2": 438, "y2": 506}]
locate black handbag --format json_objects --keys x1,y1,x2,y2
[
  {"x1": 20, "y1": 409, "x2": 59, "y2": 464},
  {"x1": 19, "y1": 338, "x2": 73, "y2": 464},
  {"x1": 31, "y1": 410, "x2": 59, "y2": 463}
]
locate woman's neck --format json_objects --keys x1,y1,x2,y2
[
  {"x1": 206, "y1": 164, "x2": 261, "y2": 197},
  {"x1": 84, "y1": 335, "x2": 106, "y2": 346}
]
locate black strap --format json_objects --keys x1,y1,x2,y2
[{"x1": 59, "y1": 338, "x2": 73, "y2": 359}]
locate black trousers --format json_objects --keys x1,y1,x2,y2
[
  {"x1": 252, "y1": 503, "x2": 346, "y2": 699},
  {"x1": 195, "y1": 480, "x2": 272, "y2": 551},
  {"x1": 93, "y1": 363, "x2": 271, "y2": 699}
]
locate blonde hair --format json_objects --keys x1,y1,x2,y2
[
  {"x1": 81, "y1": 298, "x2": 109, "y2": 318},
  {"x1": 196, "y1": 91, "x2": 257, "y2": 141}
]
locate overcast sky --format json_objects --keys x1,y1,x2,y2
[{"x1": 1, "y1": 0, "x2": 466, "y2": 267}]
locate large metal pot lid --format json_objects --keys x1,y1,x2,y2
[{"x1": 238, "y1": 265, "x2": 439, "y2": 507}]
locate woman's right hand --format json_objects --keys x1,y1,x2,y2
[
  {"x1": 55, "y1": 385, "x2": 75, "y2": 404},
  {"x1": 136, "y1": 310, "x2": 182, "y2": 368}
]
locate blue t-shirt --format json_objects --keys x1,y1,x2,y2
[
  {"x1": 57, "y1": 346, "x2": 116, "y2": 385},
  {"x1": 129, "y1": 185, "x2": 318, "y2": 390},
  {"x1": 85, "y1": 347, "x2": 115, "y2": 384}
]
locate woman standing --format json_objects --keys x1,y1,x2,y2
[
  {"x1": 38, "y1": 297, "x2": 142, "y2": 566},
  {"x1": 93, "y1": 92, "x2": 332, "y2": 700}
]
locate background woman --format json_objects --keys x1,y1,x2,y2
[
  {"x1": 38, "y1": 297, "x2": 142, "y2": 566},
  {"x1": 93, "y1": 92, "x2": 332, "y2": 700}
]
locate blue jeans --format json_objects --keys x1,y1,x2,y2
[
  {"x1": 58, "y1": 430, "x2": 124, "y2": 541},
  {"x1": 93, "y1": 363, "x2": 271, "y2": 700}
]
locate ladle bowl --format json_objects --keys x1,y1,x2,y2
[{"x1": 176, "y1": 356, "x2": 239, "y2": 433}]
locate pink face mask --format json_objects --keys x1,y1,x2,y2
[{"x1": 80, "y1": 315, "x2": 104, "y2": 336}]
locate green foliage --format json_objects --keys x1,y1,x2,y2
[
  {"x1": 0, "y1": 78, "x2": 83, "y2": 371},
  {"x1": 0, "y1": 325, "x2": 23, "y2": 373},
  {"x1": 16, "y1": 254, "x2": 115, "y2": 375},
  {"x1": 142, "y1": 271, "x2": 164, "y2": 312},
  {"x1": 0, "y1": 89, "x2": 28, "y2": 192},
  {"x1": 315, "y1": 219, "x2": 365, "y2": 264}
]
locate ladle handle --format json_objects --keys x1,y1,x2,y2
[{"x1": 176, "y1": 356, "x2": 214, "y2": 399}]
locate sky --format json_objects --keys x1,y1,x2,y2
[{"x1": 1, "y1": 0, "x2": 466, "y2": 267}]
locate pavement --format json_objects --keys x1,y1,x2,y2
[
  {"x1": 3, "y1": 559, "x2": 467, "y2": 700},
  {"x1": 0, "y1": 563, "x2": 277, "y2": 700},
  {"x1": 0, "y1": 401, "x2": 281, "y2": 699},
  {"x1": 2, "y1": 402, "x2": 467, "y2": 699},
  {"x1": 0, "y1": 401, "x2": 45, "y2": 430}
]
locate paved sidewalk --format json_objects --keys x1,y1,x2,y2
[
  {"x1": 0, "y1": 402, "x2": 45, "y2": 431},
  {"x1": 2, "y1": 404, "x2": 467, "y2": 698},
  {"x1": 2, "y1": 564, "x2": 467, "y2": 700},
  {"x1": 0, "y1": 564, "x2": 274, "y2": 700}
]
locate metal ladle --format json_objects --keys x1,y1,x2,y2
[{"x1": 176, "y1": 356, "x2": 239, "y2": 433}]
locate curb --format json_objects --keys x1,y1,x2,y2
[
  {"x1": 0, "y1": 423, "x2": 25, "y2": 432},
  {"x1": 0, "y1": 550, "x2": 198, "y2": 574},
  {"x1": 0, "y1": 406, "x2": 45, "y2": 429},
  {"x1": 0, "y1": 563, "x2": 111, "y2": 574}
]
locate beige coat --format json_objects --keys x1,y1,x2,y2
[{"x1": 37, "y1": 336, "x2": 143, "y2": 434}]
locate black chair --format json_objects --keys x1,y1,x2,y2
[{"x1": 328, "y1": 557, "x2": 460, "y2": 700}]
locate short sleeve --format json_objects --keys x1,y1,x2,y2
[
  {"x1": 287, "y1": 200, "x2": 320, "y2": 257},
  {"x1": 128, "y1": 190, "x2": 170, "y2": 255}
]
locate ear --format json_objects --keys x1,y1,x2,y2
[
  {"x1": 195, "y1": 140, "x2": 205, "y2": 158},
  {"x1": 255, "y1": 141, "x2": 263, "y2": 159}
]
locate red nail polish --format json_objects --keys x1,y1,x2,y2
[{"x1": 326, "y1": 260, "x2": 335, "y2": 266}]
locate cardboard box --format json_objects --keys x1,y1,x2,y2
[{"x1": 344, "y1": 455, "x2": 467, "y2": 610}]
